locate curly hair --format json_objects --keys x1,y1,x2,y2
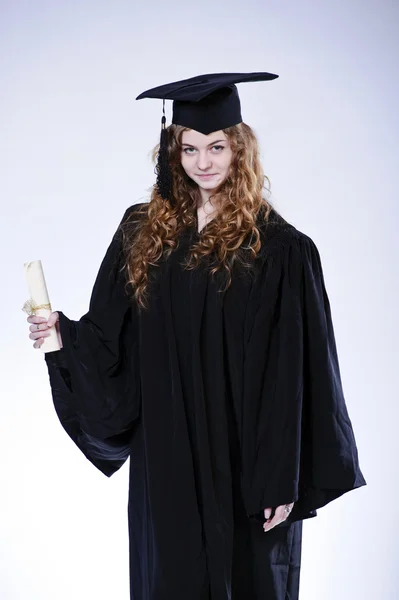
[{"x1": 121, "y1": 122, "x2": 273, "y2": 311}]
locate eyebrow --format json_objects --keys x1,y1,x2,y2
[{"x1": 181, "y1": 139, "x2": 226, "y2": 147}]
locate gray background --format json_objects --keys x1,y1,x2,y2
[{"x1": 1, "y1": 0, "x2": 397, "y2": 598}]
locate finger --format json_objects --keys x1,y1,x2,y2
[
  {"x1": 29, "y1": 322, "x2": 50, "y2": 333},
  {"x1": 33, "y1": 337, "x2": 45, "y2": 349},
  {"x1": 27, "y1": 315, "x2": 48, "y2": 324},
  {"x1": 29, "y1": 330, "x2": 51, "y2": 340},
  {"x1": 46, "y1": 311, "x2": 59, "y2": 328},
  {"x1": 264, "y1": 507, "x2": 272, "y2": 520}
]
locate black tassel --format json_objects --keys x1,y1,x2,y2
[{"x1": 155, "y1": 103, "x2": 173, "y2": 202}]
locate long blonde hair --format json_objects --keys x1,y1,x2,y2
[{"x1": 121, "y1": 122, "x2": 273, "y2": 311}]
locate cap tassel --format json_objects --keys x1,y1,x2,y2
[{"x1": 155, "y1": 100, "x2": 173, "y2": 202}]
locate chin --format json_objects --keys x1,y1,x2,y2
[
  {"x1": 195, "y1": 177, "x2": 225, "y2": 191},
  {"x1": 197, "y1": 182, "x2": 219, "y2": 191}
]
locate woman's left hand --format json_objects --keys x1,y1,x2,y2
[{"x1": 263, "y1": 503, "x2": 294, "y2": 532}]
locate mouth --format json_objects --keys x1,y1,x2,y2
[{"x1": 197, "y1": 174, "x2": 217, "y2": 179}]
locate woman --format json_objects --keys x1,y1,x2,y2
[{"x1": 27, "y1": 73, "x2": 366, "y2": 600}]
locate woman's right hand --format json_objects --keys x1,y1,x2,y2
[{"x1": 27, "y1": 311, "x2": 62, "y2": 350}]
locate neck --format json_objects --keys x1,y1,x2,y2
[{"x1": 197, "y1": 187, "x2": 214, "y2": 209}]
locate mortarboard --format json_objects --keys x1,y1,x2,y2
[{"x1": 136, "y1": 72, "x2": 279, "y2": 201}]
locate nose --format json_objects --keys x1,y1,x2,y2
[{"x1": 197, "y1": 151, "x2": 212, "y2": 171}]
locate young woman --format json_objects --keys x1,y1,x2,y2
[{"x1": 27, "y1": 73, "x2": 365, "y2": 600}]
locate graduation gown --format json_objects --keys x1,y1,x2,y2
[{"x1": 45, "y1": 203, "x2": 366, "y2": 600}]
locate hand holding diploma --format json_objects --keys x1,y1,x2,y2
[
  {"x1": 23, "y1": 260, "x2": 63, "y2": 352},
  {"x1": 27, "y1": 311, "x2": 62, "y2": 350}
]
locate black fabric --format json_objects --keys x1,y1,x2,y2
[
  {"x1": 136, "y1": 72, "x2": 279, "y2": 135},
  {"x1": 45, "y1": 202, "x2": 366, "y2": 600},
  {"x1": 45, "y1": 208, "x2": 141, "y2": 475}
]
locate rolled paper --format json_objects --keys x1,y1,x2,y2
[{"x1": 23, "y1": 260, "x2": 61, "y2": 353}]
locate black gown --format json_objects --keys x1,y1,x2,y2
[{"x1": 45, "y1": 202, "x2": 366, "y2": 600}]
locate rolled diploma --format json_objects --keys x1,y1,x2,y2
[{"x1": 24, "y1": 260, "x2": 61, "y2": 353}]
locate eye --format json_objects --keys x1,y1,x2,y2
[
  {"x1": 183, "y1": 147, "x2": 196, "y2": 154},
  {"x1": 211, "y1": 145, "x2": 225, "y2": 152}
]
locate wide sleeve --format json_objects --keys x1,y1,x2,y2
[
  {"x1": 241, "y1": 230, "x2": 366, "y2": 522},
  {"x1": 44, "y1": 205, "x2": 143, "y2": 476}
]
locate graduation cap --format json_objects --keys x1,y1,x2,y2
[{"x1": 136, "y1": 72, "x2": 279, "y2": 201}]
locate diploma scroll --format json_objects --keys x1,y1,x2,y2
[{"x1": 23, "y1": 260, "x2": 61, "y2": 353}]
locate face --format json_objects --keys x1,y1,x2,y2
[{"x1": 180, "y1": 129, "x2": 233, "y2": 194}]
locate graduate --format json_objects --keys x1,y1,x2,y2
[{"x1": 27, "y1": 72, "x2": 366, "y2": 600}]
